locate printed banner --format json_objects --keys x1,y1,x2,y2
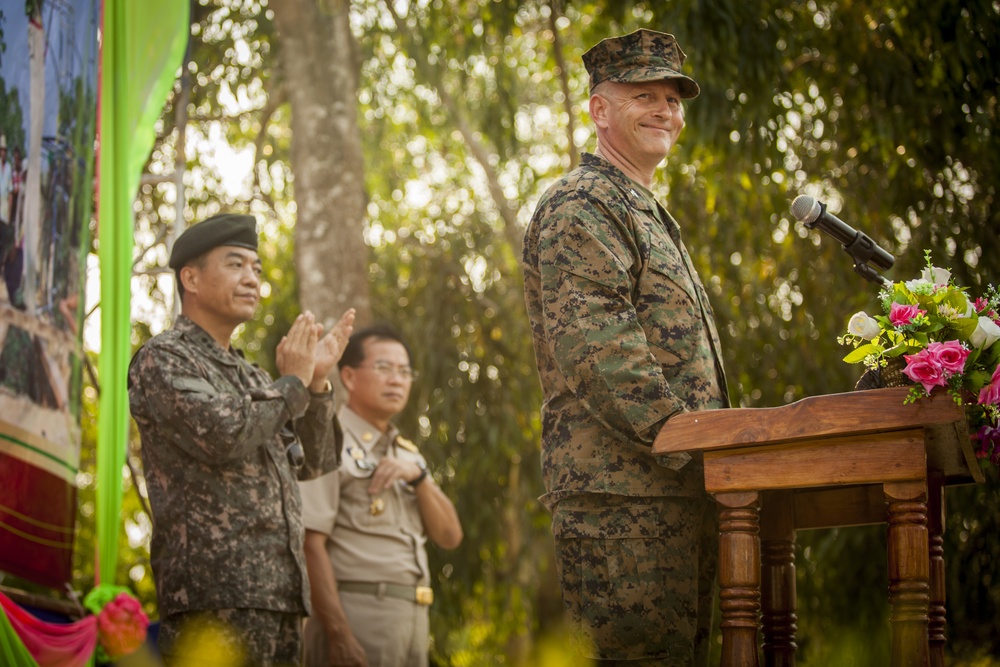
[{"x1": 0, "y1": 0, "x2": 99, "y2": 589}]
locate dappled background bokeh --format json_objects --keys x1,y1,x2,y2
[{"x1": 5, "y1": 1, "x2": 997, "y2": 665}]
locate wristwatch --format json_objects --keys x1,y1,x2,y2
[{"x1": 408, "y1": 462, "x2": 429, "y2": 487}]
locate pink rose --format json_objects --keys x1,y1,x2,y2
[
  {"x1": 890, "y1": 302, "x2": 924, "y2": 327},
  {"x1": 924, "y1": 340, "x2": 969, "y2": 376},
  {"x1": 974, "y1": 297, "x2": 989, "y2": 313},
  {"x1": 979, "y1": 364, "x2": 1000, "y2": 407},
  {"x1": 902, "y1": 351, "x2": 947, "y2": 395}
]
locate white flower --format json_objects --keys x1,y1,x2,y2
[
  {"x1": 921, "y1": 265, "x2": 951, "y2": 285},
  {"x1": 970, "y1": 316, "x2": 1000, "y2": 350},
  {"x1": 963, "y1": 294, "x2": 976, "y2": 318},
  {"x1": 904, "y1": 278, "x2": 935, "y2": 294},
  {"x1": 848, "y1": 311, "x2": 881, "y2": 340}
]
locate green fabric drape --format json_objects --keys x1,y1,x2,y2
[
  {"x1": 96, "y1": 0, "x2": 189, "y2": 586},
  {"x1": 0, "y1": 606, "x2": 40, "y2": 667}
]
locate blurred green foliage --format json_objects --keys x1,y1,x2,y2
[{"x1": 15, "y1": 0, "x2": 997, "y2": 665}]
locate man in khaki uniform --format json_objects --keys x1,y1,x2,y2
[{"x1": 299, "y1": 324, "x2": 463, "y2": 667}]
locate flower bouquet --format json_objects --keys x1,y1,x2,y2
[{"x1": 838, "y1": 252, "x2": 1000, "y2": 467}]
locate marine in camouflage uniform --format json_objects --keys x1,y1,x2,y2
[
  {"x1": 522, "y1": 30, "x2": 729, "y2": 665},
  {"x1": 128, "y1": 214, "x2": 351, "y2": 667}
]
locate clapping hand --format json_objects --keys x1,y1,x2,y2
[
  {"x1": 276, "y1": 309, "x2": 356, "y2": 391},
  {"x1": 311, "y1": 309, "x2": 356, "y2": 391},
  {"x1": 276, "y1": 312, "x2": 320, "y2": 388}
]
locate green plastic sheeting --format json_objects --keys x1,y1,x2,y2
[{"x1": 96, "y1": 0, "x2": 189, "y2": 586}]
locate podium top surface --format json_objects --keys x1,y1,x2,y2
[{"x1": 653, "y1": 387, "x2": 983, "y2": 484}]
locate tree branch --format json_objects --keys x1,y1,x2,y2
[
  {"x1": 548, "y1": 0, "x2": 579, "y2": 170},
  {"x1": 133, "y1": 224, "x2": 172, "y2": 270},
  {"x1": 383, "y1": 1, "x2": 523, "y2": 257},
  {"x1": 251, "y1": 81, "x2": 287, "y2": 212}
]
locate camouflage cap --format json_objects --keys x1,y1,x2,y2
[
  {"x1": 168, "y1": 213, "x2": 258, "y2": 269},
  {"x1": 583, "y1": 29, "x2": 700, "y2": 99}
]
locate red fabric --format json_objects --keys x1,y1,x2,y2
[
  {"x1": 0, "y1": 454, "x2": 76, "y2": 588},
  {"x1": 0, "y1": 592, "x2": 97, "y2": 667}
]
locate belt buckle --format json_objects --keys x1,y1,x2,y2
[{"x1": 415, "y1": 586, "x2": 434, "y2": 606}]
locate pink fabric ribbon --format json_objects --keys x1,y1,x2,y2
[{"x1": 0, "y1": 591, "x2": 98, "y2": 667}]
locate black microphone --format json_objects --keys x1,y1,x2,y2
[{"x1": 790, "y1": 195, "x2": 895, "y2": 273}]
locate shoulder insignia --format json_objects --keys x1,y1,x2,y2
[{"x1": 395, "y1": 437, "x2": 419, "y2": 453}]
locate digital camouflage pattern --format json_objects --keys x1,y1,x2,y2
[
  {"x1": 523, "y1": 153, "x2": 729, "y2": 510},
  {"x1": 583, "y1": 29, "x2": 700, "y2": 98},
  {"x1": 128, "y1": 316, "x2": 342, "y2": 618},
  {"x1": 158, "y1": 608, "x2": 302, "y2": 667},
  {"x1": 552, "y1": 494, "x2": 717, "y2": 663},
  {"x1": 522, "y1": 153, "x2": 728, "y2": 662}
]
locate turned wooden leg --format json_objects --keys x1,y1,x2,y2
[
  {"x1": 927, "y1": 472, "x2": 946, "y2": 667},
  {"x1": 717, "y1": 491, "x2": 761, "y2": 667},
  {"x1": 884, "y1": 480, "x2": 930, "y2": 667},
  {"x1": 761, "y1": 490, "x2": 797, "y2": 667}
]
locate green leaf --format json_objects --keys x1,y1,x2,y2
[
  {"x1": 952, "y1": 317, "x2": 979, "y2": 340},
  {"x1": 981, "y1": 342, "x2": 1000, "y2": 370},
  {"x1": 843, "y1": 344, "x2": 880, "y2": 363}
]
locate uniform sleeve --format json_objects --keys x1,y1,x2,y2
[
  {"x1": 295, "y1": 390, "x2": 342, "y2": 480},
  {"x1": 535, "y1": 191, "x2": 687, "y2": 444},
  {"x1": 128, "y1": 340, "x2": 306, "y2": 465},
  {"x1": 298, "y1": 470, "x2": 341, "y2": 536}
]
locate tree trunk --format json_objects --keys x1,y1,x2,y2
[{"x1": 270, "y1": 0, "x2": 372, "y2": 328}]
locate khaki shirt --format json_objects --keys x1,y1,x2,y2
[
  {"x1": 522, "y1": 153, "x2": 729, "y2": 510},
  {"x1": 299, "y1": 406, "x2": 429, "y2": 585}
]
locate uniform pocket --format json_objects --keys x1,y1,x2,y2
[
  {"x1": 552, "y1": 500, "x2": 664, "y2": 540},
  {"x1": 645, "y1": 244, "x2": 698, "y2": 305},
  {"x1": 170, "y1": 376, "x2": 218, "y2": 396}
]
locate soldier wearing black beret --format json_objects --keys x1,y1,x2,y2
[
  {"x1": 168, "y1": 213, "x2": 258, "y2": 299},
  {"x1": 522, "y1": 29, "x2": 727, "y2": 666},
  {"x1": 168, "y1": 213, "x2": 259, "y2": 269},
  {"x1": 130, "y1": 212, "x2": 356, "y2": 665}
]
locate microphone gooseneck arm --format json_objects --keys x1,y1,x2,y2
[{"x1": 790, "y1": 195, "x2": 894, "y2": 286}]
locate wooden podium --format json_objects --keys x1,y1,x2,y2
[{"x1": 652, "y1": 387, "x2": 984, "y2": 667}]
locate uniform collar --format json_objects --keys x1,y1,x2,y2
[
  {"x1": 338, "y1": 405, "x2": 399, "y2": 453},
  {"x1": 174, "y1": 316, "x2": 243, "y2": 367},
  {"x1": 580, "y1": 152, "x2": 655, "y2": 213}
]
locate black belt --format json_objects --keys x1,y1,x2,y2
[{"x1": 337, "y1": 581, "x2": 434, "y2": 606}]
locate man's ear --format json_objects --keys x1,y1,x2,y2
[
  {"x1": 179, "y1": 265, "x2": 199, "y2": 296},
  {"x1": 589, "y1": 94, "x2": 609, "y2": 129},
  {"x1": 340, "y1": 366, "x2": 356, "y2": 394}
]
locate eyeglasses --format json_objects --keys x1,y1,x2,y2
[{"x1": 357, "y1": 361, "x2": 419, "y2": 381}]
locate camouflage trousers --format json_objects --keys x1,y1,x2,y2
[
  {"x1": 552, "y1": 493, "x2": 718, "y2": 665},
  {"x1": 158, "y1": 608, "x2": 302, "y2": 667}
]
